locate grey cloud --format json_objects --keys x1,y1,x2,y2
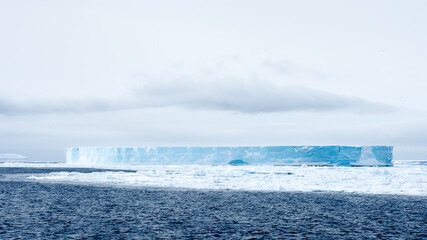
[
  {"x1": 261, "y1": 60, "x2": 328, "y2": 80},
  {"x1": 0, "y1": 77, "x2": 393, "y2": 115},
  {"x1": 0, "y1": 98, "x2": 15, "y2": 113},
  {"x1": 137, "y1": 75, "x2": 392, "y2": 113},
  {"x1": 0, "y1": 97, "x2": 120, "y2": 115},
  {"x1": 135, "y1": 77, "x2": 392, "y2": 113}
]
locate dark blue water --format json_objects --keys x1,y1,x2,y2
[
  {"x1": 0, "y1": 168, "x2": 426, "y2": 239},
  {"x1": 0, "y1": 167, "x2": 136, "y2": 174}
]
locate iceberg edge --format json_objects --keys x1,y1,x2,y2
[{"x1": 65, "y1": 146, "x2": 393, "y2": 167}]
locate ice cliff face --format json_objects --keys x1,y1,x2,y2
[{"x1": 65, "y1": 146, "x2": 393, "y2": 166}]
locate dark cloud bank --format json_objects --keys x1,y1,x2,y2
[{"x1": 0, "y1": 79, "x2": 392, "y2": 115}]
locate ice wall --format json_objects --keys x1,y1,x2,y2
[{"x1": 65, "y1": 146, "x2": 393, "y2": 166}]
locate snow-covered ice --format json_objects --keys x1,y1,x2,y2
[{"x1": 26, "y1": 160, "x2": 426, "y2": 196}]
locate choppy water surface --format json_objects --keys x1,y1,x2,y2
[{"x1": 0, "y1": 167, "x2": 426, "y2": 239}]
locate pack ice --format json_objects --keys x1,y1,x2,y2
[{"x1": 65, "y1": 146, "x2": 393, "y2": 166}]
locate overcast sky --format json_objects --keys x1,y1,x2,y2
[{"x1": 1, "y1": 0, "x2": 427, "y2": 161}]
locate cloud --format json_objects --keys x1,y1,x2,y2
[
  {"x1": 134, "y1": 76, "x2": 392, "y2": 113},
  {"x1": 261, "y1": 60, "x2": 328, "y2": 80},
  {"x1": 127, "y1": 58, "x2": 393, "y2": 113},
  {"x1": 0, "y1": 97, "x2": 120, "y2": 115},
  {"x1": 0, "y1": 76, "x2": 392, "y2": 116},
  {"x1": 0, "y1": 57, "x2": 394, "y2": 116}
]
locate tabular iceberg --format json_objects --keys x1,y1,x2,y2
[
  {"x1": 0, "y1": 153, "x2": 28, "y2": 162},
  {"x1": 65, "y1": 146, "x2": 393, "y2": 166}
]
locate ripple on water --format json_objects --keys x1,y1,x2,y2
[{"x1": 0, "y1": 179, "x2": 425, "y2": 239}]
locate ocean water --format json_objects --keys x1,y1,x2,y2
[{"x1": 0, "y1": 162, "x2": 426, "y2": 239}]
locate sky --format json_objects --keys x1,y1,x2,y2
[{"x1": 1, "y1": 0, "x2": 427, "y2": 161}]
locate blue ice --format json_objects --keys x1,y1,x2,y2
[{"x1": 65, "y1": 146, "x2": 393, "y2": 166}]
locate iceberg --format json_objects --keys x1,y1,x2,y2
[
  {"x1": 65, "y1": 146, "x2": 393, "y2": 166},
  {"x1": 0, "y1": 153, "x2": 28, "y2": 162}
]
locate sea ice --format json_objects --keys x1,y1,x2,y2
[{"x1": 27, "y1": 160, "x2": 427, "y2": 196}]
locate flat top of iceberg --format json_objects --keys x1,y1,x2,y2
[{"x1": 66, "y1": 145, "x2": 391, "y2": 148}]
